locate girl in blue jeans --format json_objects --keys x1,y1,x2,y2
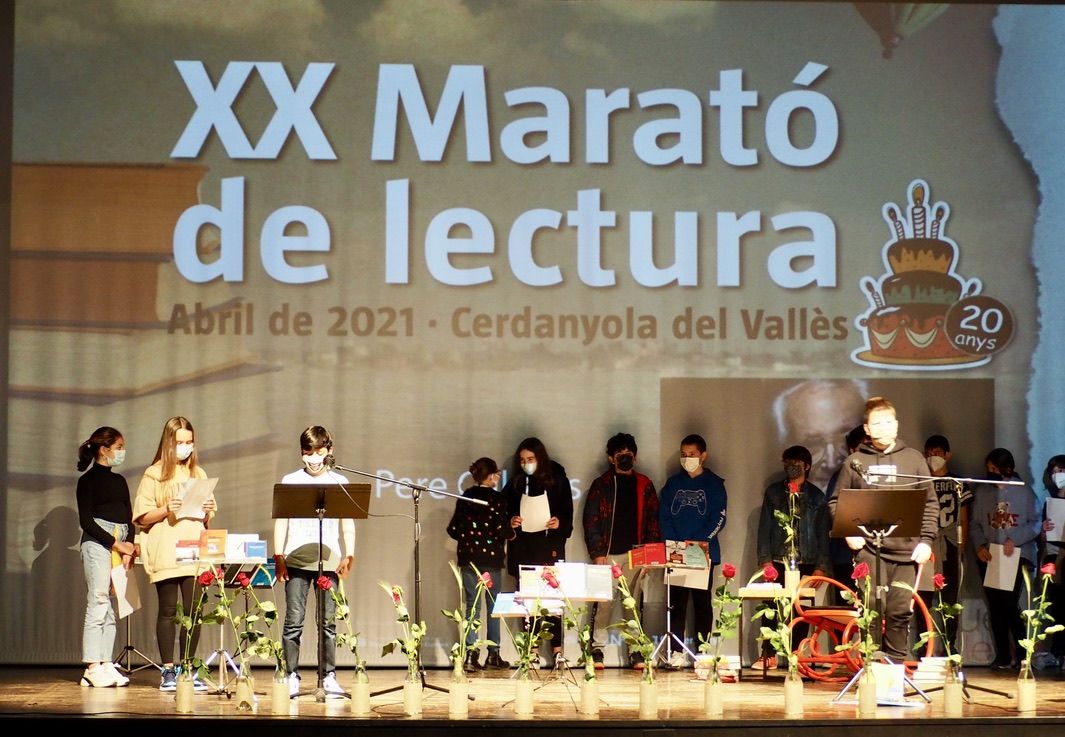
[{"x1": 76, "y1": 426, "x2": 137, "y2": 688}]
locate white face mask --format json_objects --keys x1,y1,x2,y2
[
  {"x1": 1053, "y1": 471, "x2": 1065, "y2": 490},
  {"x1": 303, "y1": 453, "x2": 329, "y2": 472},
  {"x1": 927, "y1": 455, "x2": 947, "y2": 473},
  {"x1": 521, "y1": 461, "x2": 537, "y2": 476},
  {"x1": 108, "y1": 449, "x2": 126, "y2": 467},
  {"x1": 175, "y1": 442, "x2": 194, "y2": 461},
  {"x1": 680, "y1": 457, "x2": 701, "y2": 473}
]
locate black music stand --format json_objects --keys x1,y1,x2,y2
[
  {"x1": 830, "y1": 487, "x2": 930, "y2": 704},
  {"x1": 272, "y1": 482, "x2": 370, "y2": 702}
]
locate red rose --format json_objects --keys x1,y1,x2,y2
[
  {"x1": 1041, "y1": 562, "x2": 1057, "y2": 577},
  {"x1": 932, "y1": 573, "x2": 946, "y2": 590},
  {"x1": 542, "y1": 568, "x2": 560, "y2": 589},
  {"x1": 391, "y1": 585, "x2": 402, "y2": 604},
  {"x1": 481, "y1": 571, "x2": 493, "y2": 589},
  {"x1": 197, "y1": 569, "x2": 216, "y2": 587},
  {"x1": 787, "y1": 481, "x2": 801, "y2": 495},
  {"x1": 762, "y1": 563, "x2": 778, "y2": 582},
  {"x1": 611, "y1": 564, "x2": 624, "y2": 579},
  {"x1": 721, "y1": 563, "x2": 736, "y2": 580},
  {"x1": 235, "y1": 572, "x2": 252, "y2": 589},
  {"x1": 316, "y1": 575, "x2": 333, "y2": 591},
  {"x1": 851, "y1": 562, "x2": 870, "y2": 581}
]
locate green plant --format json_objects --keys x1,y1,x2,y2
[
  {"x1": 501, "y1": 595, "x2": 553, "y2": 680},
  {"x1": 173, "y1": 566, "x2": 224, "y2": 680},
  {"x1": 840, "y1": 561, "x2": 878, "y2": 671},
  {"x1": 323, "y1": 577, "x2": 366, "y2": 682},
  {"x1": 441, "y1": 562, "x2": 495, "y2": 680},
  {"x1": 908, "y1": 572, "x2": 961, "y2": 673},
  {"x1": 610, "y1": 564, "x2": 655, "y2": 683},
  {"x1": 753, "y1": 563, "x2": 800, "y2": 674},
  {"x1": 380, "y1": 582, "x2": 426, "y2": 682},
  {"x1": 772, "y1": 481, "x2": 802, "y2": 566},
  {"x1": 1019, "y1": 562, "x2": 1064, "y2": 678},
  {"x1": 698, "y1": 562, "x2": 741, "y2": 678}
]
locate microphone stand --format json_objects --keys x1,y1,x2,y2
[
  {"x1": 329, "y1": 460, "x2": 485, "y2": 700},
  {"x1": 857, "y1": 468, "x2": 1013, "y2": 700}
]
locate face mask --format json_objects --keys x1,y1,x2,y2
[
  {"x1": 108, "y1": 449, "x2": 126, "y2": 467},
  {"x1": 175, "y1": 443, "x2": 194, "y2": 461},
  {"x1": 303, "y1": 453, "x2": 328, "y2": 471},
  {"x1": 927, "y1": 455, "x2": 947, "y2": 473},
  {"x1": 1053, "y1": 472, "x2": 1065, "y2": 490},
  {"x1": 680, "y1": 457, "x2": 701, "y2": 473},
  {"x1": 615, "y1": 454, "x2": 635, "y2": 472},
  {"x1": 784, "y1": 463, "x2": 803, "y2": 480},
  {"x1": 521, "y1": 461, "x2": 537, "y2": 476}
]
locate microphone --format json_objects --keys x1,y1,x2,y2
[
  {"x1": 850, "y1": 459, "x2": 870, "y2": 481},
  {"x1": 324, "y1": 454, "x2": 337, "y2": 470}
]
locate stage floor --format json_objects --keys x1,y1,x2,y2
[{"x1": 3, "y1": 664, "x2": 1065, "y2": 735}]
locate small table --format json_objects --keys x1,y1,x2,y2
[{"x1": 737, "y1": 584, "x2": 816, "y2": 680}]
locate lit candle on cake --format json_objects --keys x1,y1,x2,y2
[
  {"x1": 911, "y1": 184, "x2": 926, "y2": 238},
  {"x1": 888, "y1": 206, "x2": 906, "y2": 241},
  {"x1": 931, "y1": 204, "x2": 944, "y2": 240}
]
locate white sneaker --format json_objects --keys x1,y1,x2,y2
[
  {"x1": 80, "y1": 664, "x2": 119, "y2": 688},
  {"x1": 105, "y1": 662, "x2": 130, "y2": 687},
  {"x1": 322, "y1": 671, "x2": 345, "y2": 698},
  {"x1": 287, "y1": 671, "x2": 300, "y2": 698},
  {"x1": 668, "y1": 652, "x2": 689, "y2": 669}
]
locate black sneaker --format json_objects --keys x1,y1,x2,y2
[
  {"x1": 592, "y1": 649, "x2": 605, "y2": 670},
  {"x1": 629, "y1": 652, "x2": 646, "y2": 671}
]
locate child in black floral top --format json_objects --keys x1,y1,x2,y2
[{"x1": 447, "y1": 457, "x2": 514, "y2": 671}]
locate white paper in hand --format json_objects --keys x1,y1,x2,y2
[
  {"x1": 519, "y1": 492, "x2": 550, "y2": 533},
  {"x1": 177, "y1": 478, "x2": 219, "y2": 521}
]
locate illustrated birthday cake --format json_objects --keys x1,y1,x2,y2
[{"x1": 852, "y1": 181, "x2": 983, "y2": 367}]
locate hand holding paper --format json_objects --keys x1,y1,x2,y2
[{"x1": 177, "y1": 478, "x2": 219, "y2": 521}]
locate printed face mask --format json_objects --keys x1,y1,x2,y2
[
  {"x1": 175, "y1": 443, "x2": 194, "y2": 461},
  {"x1": 109, "y1": 449, "x2": 126, "y2": 467},
  {"x1": 615, "y1": 454, "x2": 635, "y2": 472},
  {"x1": 521, "y1": 461, "x2": 537, "y2": 476},
  {"x1": 927, "y1": 455, "x2": 947, "y2": 473},
  {"x1": 680, "y1": 457, "x2": 701, "y2": 473},
  {"x1": 1053, "y1": 471, "x2": 1065, "y2": 490},
  {"x1": 784, "y1": 462, "x2": 803, "y2": 480}
]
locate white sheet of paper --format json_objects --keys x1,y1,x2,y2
[
  {"x1": 983, "y1": 542, "x2": 1020, "y2": 591},
  {"x1": 667, "y1": 566, "x2": 711, "y2": 590},
  {"x1": 916, "y1": 558, "x2": 934, "y2": 591},
  {"x1": 1046, "y1": 498, "x2": 1065, "y2": 543},
  {"x1": 111, "y1": 564, "x2": 141, "y2": 618},
  {"x1": 519, "y1": 492, "x2": 550, "y2": 533},
  {"x1": 177, "y1": 477, "x2": 219, "y2": 521}
]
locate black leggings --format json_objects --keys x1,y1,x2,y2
[{"x1": 155, "y1": 576, "x2": 201, "y2": 665}]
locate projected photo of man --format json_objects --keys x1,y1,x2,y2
[{"x1": 772, "y1": 379, "x2": 869, "y2": 491}]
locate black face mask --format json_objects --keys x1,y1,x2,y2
[
  {"x1": 616, "y1": 454, "x2": 635, "y2": 472},
  {"x1": 784, "y1": 463, "x2": 804, "y2": 481}
]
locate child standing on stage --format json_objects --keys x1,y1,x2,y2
[
  {"x1": 76, "y1": 426, "x2": 137, "y2": 688},
  {"x1": 274, "y1": 426, "x2": 356, "y2": 698},
  {"x1": 132, "y1": 416, "x2": 216, "y2": 692},
  {"x1": 447, "y1": 457, "x2": 513, "y2": 672}
]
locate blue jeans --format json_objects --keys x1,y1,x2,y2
[
  {"x1": 283, "y1": 568, "x2": 337, "y2": 675},
  {"x1": 80, "y1": 520, "x2": 129, "y2": 663},
  {"x1": 460, "y1": 563, "x2": 502, "y2": 650}
]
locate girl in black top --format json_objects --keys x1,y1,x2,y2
[
  {"x1": 76, "y1": 426, "x2": 137, "y2": 688},
  {"x1": 447, "y1": 457, "x2": 514, "y2": 670}
]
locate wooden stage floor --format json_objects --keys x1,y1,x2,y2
[{"x1": 3, "y1": 664, "x2": 1065, "y2": 735}]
